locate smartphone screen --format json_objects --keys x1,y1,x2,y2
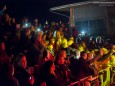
[{"x1": 29, "y1": 76, "x2": 32, "y2": 80}]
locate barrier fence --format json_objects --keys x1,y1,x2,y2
[{"x1": 69, "y1": 65, "x2": 115, "y2": 86}]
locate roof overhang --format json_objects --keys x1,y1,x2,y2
[
  {"x1": 50, "y1": 0, "x2": 114, "y2": 12},
  {"x1": 50, "y1": 1, "x2": 98, "y2": 12}
]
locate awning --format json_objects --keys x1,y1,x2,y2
[{"x1": 50, "y1": 1, "x2": 98, "y2": 12}]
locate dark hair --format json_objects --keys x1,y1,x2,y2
[
  {"x1": 13, "y1": 53, "x2": 25, "y2": 65},
  {"x1": 80, "y1": 51, "x2": 87, "y2": 57},
  {"x1": 42, "y1": 60, "x2": 53, "y2": 74},
  {"x1": 43, "y1": 50, "x2": 48, "y2": 59},
  {"x1": 0, "y1": 62, "x2": 14, "y2": 78}
]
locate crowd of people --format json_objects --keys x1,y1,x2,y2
[{"x1": 0, "y1": 5, "x2": 115, "y2": 86}]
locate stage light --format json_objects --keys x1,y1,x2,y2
[
  {"x1": 25, "y1": 23, "x2": 28, "y2": 27},
  {"x1": 37, "y1": 28, "x2": 41, "y2": 32},
  {"x1": 23, "y1": 23, "x2": 30, "y2": 28},
  {"x1": 81, "y1": 31, "x2": 85, "y2": 34}
]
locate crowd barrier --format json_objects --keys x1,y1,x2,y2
[
  {"x1": 69, "y1": 65, "x2": 115, "y2": 86},
  {"x1": 70, "y1": 75, "x2": 98, "y2": 86}
]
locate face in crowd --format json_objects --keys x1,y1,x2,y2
[
  {"x1": 50, "y1": 62, "x2": 55, "y2": 73},
  {"x1": 18, "y1": 55, "x2": 27, "y2": 69},
  {"x1": 57, "y1": 50, "x2": 67, "y2": 65},
  {"x1": 0, "y1": 42, "x2": 5, "y2": 51}
]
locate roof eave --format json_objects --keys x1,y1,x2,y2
[{"x1": 50, "y1": 1, "x2": 93, "y2": 11}]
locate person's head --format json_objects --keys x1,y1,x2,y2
[
  {"x1": 99, "y1": 48, "x2": 104, "y2": 56},
  {"x1": 15, "y1": 53, "x2": 27, "y2": 69},
  {"x1": 1, "y1": 63, "x2": 14, "y2": 78},
  {"x1": 57, "y1": 56, "x2": 65, "y2": 65},
  {"x1": 42, "y1": 33, "x2": 47, "y2": 41},
  {"x1": 16, "y1": 24, "x2": 21, "y2": 29},
  {"x1": 34, "y1": 31, "x2": 43, "y2": 43},
  {"x1": 81, "y1": 41, "x2": 86, "y2": 49},
  {"x1": 47, "y1": 44, "x2": 53, "y2": 51},
  {"x1": 4, "y1": 14, "x2": 9, "y2": 20},
  {"x1": 0, "y1": 42, "x2": 5, "y2": 51},
  {"x1": 87, "y1": 53, "x2": 93, "y2": 61},
  {"x1": 50, "y1": 37, "x2": 55, "y2": 44},
  {"x1": 56, "y1": 50, "x2": 67, "y2": 64},
  {"x1": 58, "y1": 50, "x2": 67, "y2": 59},
  {"x1": 43, "y1": 50, "x2": 53, "y2": 62},
  {"x1": 61, "y1": 38, "x2": 68, "y2": 48},
  {"x1": 43, "y1": 60, "x2": 55, "y2": 74},
  {"x1": 92, "y1": 41, "x2": 95, "y2": 44},
  {"x1": 25, "y1": 29, "x2": 31, "y2": 36},
  {"x1": 64, "y1": 27, "x2": 68, "y2": 31},
  {"x1": 80, "y1": 51, "x2": 87, "y2": 60},
  {"x1": 23, "y1": 17, "x2": 28, "y2": 22},
  {"x1": 11, "y1": 18, "x2": 16, "y2": 23},
  {"x1": 58, "y1": 26, "x2": 63, "y2": 32},
  {"x1": 34, "y1": 18, "x2": 38, "y2": 23}
]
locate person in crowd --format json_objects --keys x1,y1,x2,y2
[
  {"x1": 43, "y1": 24, "x2": 48, "y2": 32},
  {"x1": 72, "y1": 26, "x2": 78, "y2": 42},
  {"x1": 55, "y1": 50, "x2": 71, "y2": 85},
  {"x1": 78, "y1": 41, "x2": 87, "y2": 52},
  {"x1": 34, "y1": 18, "x2": 39, "y2": 28},
  {"x1": 96, "y1": 36, "x2": 104, "y2": 48},
  {"x1": 0, "y1": 62, "x2": 19, "y2": 86},
  {"x1": 76, "y1": 51, "x2": 94, "y2": 79},
  {"x1": 47, "y1": 37, "x2": 56, "y2": 56},
  {"x1": 43, "y1": 49, "x2": 54, "y2": 62},
  {"x1": 103, "y1": 39, "x2": 112, "y2": 50},
  {"x1": 39, "y1": 60, "x2": 65, "y2": 86},
  {"x1": 60, "y1": 33, "x2": 68, "y2": 49},
  {"x1": 0, "y1": 14, "x2": 10, "y2": 42},
  {"x1": 91, "y1": 48, "x2": 104, "y2": 65},
  {"x1": 68, "y1": 37, "x2": 74, "y2": 47},
  {"x1": 55, "y1": 29, "x2": 63, "y2": 51},
  {"x1": 22, "y1": 17, "x2": 31, "y2": 28},
  {"x1": 87, "y1": 52, "x2": 94, "y2": 64},
  {"x1": 55, "y1": 26, "x2": 63, "y2": 39},
  {"x1": 0, "y1": 42, "x2": 8, "y2": 62},
  {"x1": 63, "y1": 27, "x2": 70, "y2": 40},
  {"x1": 13, "y1": 53, "x2": 34, "y2": 86},
  {"x1": 76, "y1": 51, "x2": 94, "y2": 86},
  {"x1": 10, "y1": 18, "x2": 17, "y2": 33},
  {"x1": 0, "y1": 5, "x2": 6, "y2": 25},
  {"x1": 46, "y1": 30, "x2": 53, "y2": 40},
  {"x1": 19, "y1": 28, "x2": 31, "y2": 54},
  {"x1": 41, "y1": 33, "x2": 49, "y2": 48},
  {"x1": 28, "y1": 31, "x2": 45, "y2": 66},
  {"x1": 87, "y1": 52, "x2": 99, "y2": 75},
  {"x1": 0, "y1": 5, "x2": 6, "y2": 15},
  {"x1": 47, "y1": 44, "x2": 55, "y2": 57},
  {"x1": 88, "y1": 37, "x2": 97, "y2": 50},
  {"x1": 83, "y1": 34, "x2": 90, "y2": 47}
]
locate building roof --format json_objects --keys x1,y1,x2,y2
[{"x1": 50, "y1": 0, "x2": 109, "y2": 12}]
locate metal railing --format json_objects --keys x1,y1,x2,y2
[{"x1": 69, "y1": 65, "x2": 115, "y2": 86}]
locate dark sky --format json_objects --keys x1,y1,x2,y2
[{"x1": 1, "y1": 0, "x2": 86, "y2": 23}]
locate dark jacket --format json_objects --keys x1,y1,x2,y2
[
  {"x1": 0, "y1": 77, "x2": 19, "y2": 86},
  {"x1": 45, "y1": 74, "x2": 64, "y2": 86},
  {"x1": 76, "y1": 57, "x2": 94, "y2": 80},
  {"x1": 14, "y1": 65, "x2": 32, "y2": 86}
]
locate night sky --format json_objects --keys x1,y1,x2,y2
[{"x1": 1, "y1": 0, "x2": 86, "y2": 23}]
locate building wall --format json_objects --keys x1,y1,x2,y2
[
  {"x1": 108, "y1": 6, "x2": 115, "y2": 35},
  {"x1": 74, "y1": 6, "x2": 107, "y2": 36},
  {"x1": 75, "y1": 6, "x2": 106, "y2": 21}
]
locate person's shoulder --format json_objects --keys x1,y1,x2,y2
[{"x1": 12, "y1": 77, "x2": 19, "y2": 86}]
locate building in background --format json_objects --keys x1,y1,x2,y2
[{"x1": 50, "y1": 0, "x2": 115, "y2": 36}]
